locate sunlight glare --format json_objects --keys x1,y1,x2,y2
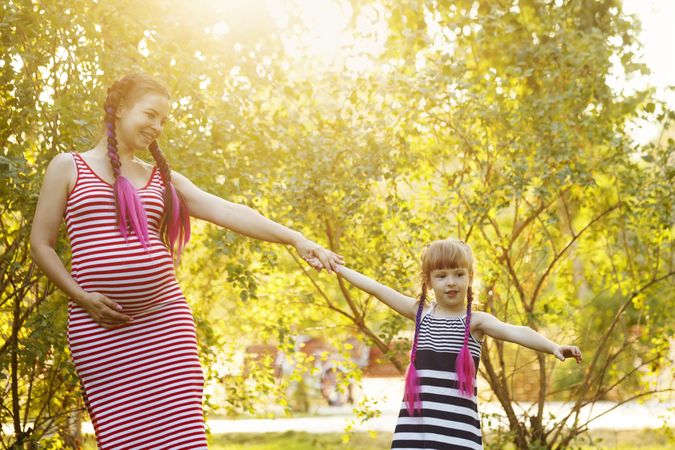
[
  {"x1": 618, "y1": 0, "x2": 675, "y2": 145},
  {"x1": 266, "y1": 0, "x2": 352, "y2": 58},
  {"x1": 268, "y1": 0, "x2": 388, "y2": 74}
]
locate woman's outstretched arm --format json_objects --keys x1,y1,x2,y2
[
  {"x1": 336, "y1": 266, "x2": 418, "y2": 320},
  {"x1": 172, "y1": 171, "x2": 343, "y2": 272}
]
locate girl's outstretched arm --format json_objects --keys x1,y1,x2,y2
[
  {"x1": 473, "y1": 312, "x2": 582, "y2": 363},
  {"x1": 171, "y1": 171, "x2": 343, "y2": 273},
  {"x1": 336, "y1": 266, "x2": 418, "y2": 320}
]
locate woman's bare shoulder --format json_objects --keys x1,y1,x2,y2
[
  {"x1": 49, "y1": 151, "x2": 74, "y2": 165},
  {"x1": 44, "y1": 152, "x2": 78, "y2": 190},
  {"x1": 33, "y1": 153, "x2": 75, "y2": 198},
  {"x1": 47, "y1": 152, "x2": 76, "y2": 176}
]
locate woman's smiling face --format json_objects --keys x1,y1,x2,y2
[{"x1": 115, "y1": 93, "x2": 170, "y2": 151}]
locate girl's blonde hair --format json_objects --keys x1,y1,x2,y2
[{"x1": 420, "y1": 238, "x2": 474, "y2": 289}]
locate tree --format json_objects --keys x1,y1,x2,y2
[{"x1": 1, "y1": 0, "x2": 672, "y2": 448}]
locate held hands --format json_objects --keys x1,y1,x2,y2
[
  {"x1": 553, "y1": 345, "x2": 582, "y2": 364},
  {"x1": 294, "y1": 238, "x2": 344, "y2": 273},
  {"x1": 78, "y1": 291, "x2": 134, "y2": 329}
]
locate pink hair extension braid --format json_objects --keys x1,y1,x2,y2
[
  {"x1": 456, "y1": 286, "x2": 475, "y2": 397},
  {"x1": 404, "y1": 288, "x2": 427, "y2": 416},
  {"x1": 104, "y1": 101, "x2": 150, "y2": 250},
  {"x1": 148, "y1": 141, "x2": 191, "y2": 260}
]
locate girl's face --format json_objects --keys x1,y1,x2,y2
[
  {"x1": 115, "y1": 93, "x2": 169, "y2": 151},
  {"x1": 429, "y1": 267, "x2": 471, "y2": 310}
]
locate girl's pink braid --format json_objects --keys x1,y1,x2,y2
[
  {"x1": 456, "y1": 286, "x2": 475, "y2": 397},
  {"x1": 105, "y1": 109, "x2": 150, "y2": 250},
  {"x1": 404, "y1": 289, "x2": 426, "y2": 416}
]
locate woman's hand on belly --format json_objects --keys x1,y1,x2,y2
[{"x1": 78, "y1": 291, "x2": 134, "y2": 329}]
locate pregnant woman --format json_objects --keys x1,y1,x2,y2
[{"x1": 29, "y1": 73, "x2": 342, "y2": 449}]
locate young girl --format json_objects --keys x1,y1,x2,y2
[
  {"x1": 29, "y1": 73, "x2": 343, "y2": 449},
  {"x1": 335, "y1": 238, "x2": 581, "y2": 450}
]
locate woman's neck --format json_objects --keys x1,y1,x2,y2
[{"x1": 94, "y1": 136, "x2": 136, "y2": 164}]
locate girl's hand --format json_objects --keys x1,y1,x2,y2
[
  {"x1": 553, "y1": 345, "x2": 582, "y2": 363},
  {"x1": 294, "y1": 238, "x2": 344, "y2": 273},
  {"x1": 78, "y1": 292, "x2": 134, "y2": 329}
]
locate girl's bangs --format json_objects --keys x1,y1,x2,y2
[{"x1": 422, "y1": 239, "x2": 473, "y2": 274}]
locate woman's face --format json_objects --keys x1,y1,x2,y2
[{"x1": 115, "y1": 92, "x2": 170, "y2": 151}]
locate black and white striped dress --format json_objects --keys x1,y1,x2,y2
[{"x1": 391, "y1": 302, "x2": 483, "y2": 450}]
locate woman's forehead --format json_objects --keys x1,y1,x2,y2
[{"x1": 134, "y1": 93, "x2": 170, "y2": 110}]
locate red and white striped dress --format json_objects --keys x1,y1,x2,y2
[{"x1": 65, "y1": 152, "x2": 207, "y2": 449}]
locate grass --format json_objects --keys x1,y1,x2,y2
[
  {"x1": 81, "y1": 428, "x2": 673, "y2": 449},
  {"x1": 81, "y1": 432, "x2": 390, "y2": 450},
  {"x1": 568, "y1": 429, "x2": 673, "y2": 450},
  {"x1": 208, "y1": 431, "x2": 390, "y2": 450}
]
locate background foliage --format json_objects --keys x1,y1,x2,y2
[{"x1": 1, "y1": 0, "x2": 672, "y2": 448}]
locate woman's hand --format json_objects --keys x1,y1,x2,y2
[
  {"x1": 78, "y1": 292, "x2": 134, "y2": 329},
  {"x1": 553, "y1": 345, "x2": 582, "y2": 363},
  {"x1": 294, "y1": 238, "x2": 344, "y2": 273}
]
